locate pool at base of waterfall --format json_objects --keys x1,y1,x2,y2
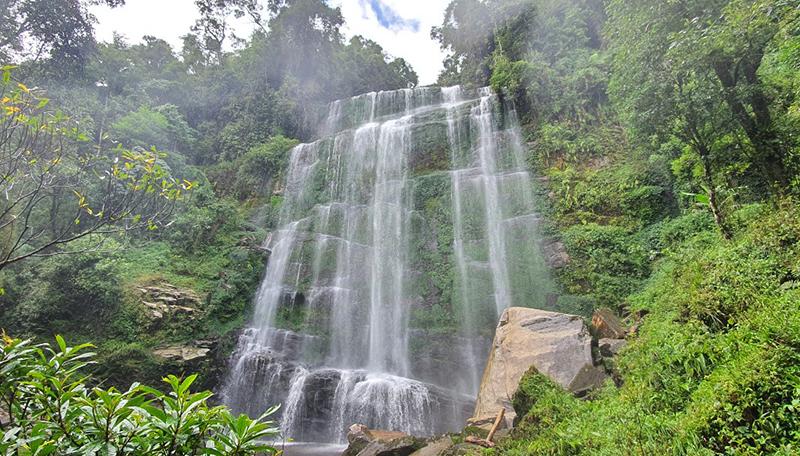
[{"x1": 277, "y1": 442, "x2": 346, "y2": 456}]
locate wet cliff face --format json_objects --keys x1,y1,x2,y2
[{"x1": 221, "y1": 86, "x2": 555, "y2": 443}]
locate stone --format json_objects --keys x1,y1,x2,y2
[
  {"x1": 598, "y1": 338, "x2": 627, "y2": 357},
  {"x1": 471, "y1": 307, "x2": 600, "y2": 427},
  {"x1": 464, "y1": 415, "x2": 497, "y2": 430},
  {"x1": 153, "y1": 345, "x2": 210, "y2": 362},
  {"x1": 345, "y1": 424, "x2": 376, "y2": 455},
  {"x1": 138, "y1": 282, "x2": 202, "y2": 322},
  {"x1": 358, "y1": 436, "x2": 425, "y2": 456},
  {"x1": 0, "y1": 405, "x2": 9, "y2": 426},
  {"x1": 591, "y1": 308, "x2": 627, "y2": 339},
  {"x1": 541, "y1": 239, "x2": 570, "y2": 269},
  {"x1": 343, "y1": 425, "x2": 426, "y2": 456},
  {"x1": 410, "y1": 436, "x2": 454, "y2": 456},
  {"x1": 567, "y1": 364, "x2": 608, "y2": 397},
  {"x1": 627, "y1": 309, "x2": 649, "y2": 337},
  {"x1": 143, "y1": 301, "x2": 197, "y2": 320}
]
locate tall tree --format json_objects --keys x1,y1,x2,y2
[
  {"x1": 607, "y1": 0, "x2": 799, "y2": 191},
  {"x1": 0, "y1": 0, "x2": 124, "y2": 70},
  {"x1": 192, "y1": 0, "x2": 263, "y2": 64}
]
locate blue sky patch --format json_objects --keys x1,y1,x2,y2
[{"x1": 366, "y1": 0, "x2": 420, "y2": 32}]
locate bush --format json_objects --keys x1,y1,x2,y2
[
  {"x1": 1, "y1": 244, "x2": 122, "y2": 336},
  {"x1": 0, "y1": 335, "x2": 280, "y2": 455},
  {"x1": 559, "y1": 223, "x2": 649, "y2": 308},
  {"x1": 500, "y1": 202, "x2": 800, "y2": 455},
  {"x1": 234, "y1": 135, "x2": 298, "y2": 200}
]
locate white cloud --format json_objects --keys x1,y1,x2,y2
[
  {"x1": 90, "y1": 0, "x2": 200, "y2": 48},
  {"x1": 331, "y1": 0, "x2": 450, "y2": 84},
  {"x1": 91, "y1": 0, "x2": 450, "y2": 85}
]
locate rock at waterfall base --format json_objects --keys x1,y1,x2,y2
[
  {"x1": 410, "y1": 436, "x2": 454, "y2": 456},
  {"x1": 344, "y1": 425, "x2": 426, "y2": 456},
  {"x1": 471, "y1": 307, "x2": 606, "y2": 427},
  {"x1": 598, "y1": 338, "x2": 627, "y2": 357},
  {"x1": 591, "y1": 308, "x2": 627, "y2": 339}
]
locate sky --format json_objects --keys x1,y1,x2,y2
[{"x1": 90, "y1": 0, "x2": 451, "y2": 85}]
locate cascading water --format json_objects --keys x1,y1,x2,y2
[{"x1": 222, "y1": 86, "x2": 554, "y2": 443}]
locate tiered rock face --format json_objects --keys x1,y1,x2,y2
[
  {"x1": 222, "y1": 86, "x2": 555, "y2": 443},
  {"x1": 471, "y1": 307, "x2": 605, "y2": 427},
  {"x1": 137, "y1": 283, "x2": 201, "y2": 321}
]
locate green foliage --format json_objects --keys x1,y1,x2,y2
[
  {"x1": 231, "y1": 135, "x2": 298, "y2": 199},
  {"x1": 0, "y1": 0, "x2": 125, "y2": 73},
  {"x1": 92, "y1": 340, "x2": 165, "y2": 388},
  {"x1": 559, "y1": 224, "x2": 649, "y2": 308},
  {"x1": 111, "y1": 105, "x2": 198, "y2": 155},
  {"x1": 165, "y1": 197, "x2": 243, "y2": 253},
  {"x1": 510, "y1": 368, "x2": 580, "y2": 436},
  {"x1": 499, "y1": 203, "x2": 800, "y2": 455},
  {"x1": 607, "y1": 0, "x2": 799, "y2": 193},
  {"x1": 547, "y1": 158, "x2": 673, "y2": 227},
  {"x1": 0, "y1": 242, "x2": 122, "y2": 336},
  {"x1": 0, "y1": 335, "x2": 280, "y2": 455},
  {"x1": 0, "y1": 72, "x2": 192, "y2": 273}
]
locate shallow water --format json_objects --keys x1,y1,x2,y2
[{"x1": 277, "y1": 442, "x2": 346, "y2": 456}]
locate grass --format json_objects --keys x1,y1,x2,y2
[{"x1": 494, "y1": 201, "x2": 800, "y2": 455}]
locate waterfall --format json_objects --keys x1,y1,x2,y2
[{"x1": 222, "y1": 86, "x2": 554, "y2": 443}]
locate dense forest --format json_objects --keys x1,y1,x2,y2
[{"x1": 2, "y1": 0, "x2": 800, "y2": 454}]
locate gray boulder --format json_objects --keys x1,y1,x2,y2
[
  {"x1": 541, "y1": 239, "x2": 570, "y2": 269},
  {"x1": 410, "y1": 436, "x2": 454, "y2": 456},
  {"x1": 471, "y1": 307, "x2": 604, "y2": 427},
  {"x1": 152, "y1": 345, "x2": 210, "y2": 362},
  {"x1": 598, "y1": 338, "x2": 627, "y2": 357}
]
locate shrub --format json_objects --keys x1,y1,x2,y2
[
  {"x1": 234, "y1": 136, "x2": 298, "y2": 200},
  {"x1": 500, "y1": 203, "x2": 800, "y2": 455},
  {"x1": 559, "y1": 223, "x2": 649, "y2": 308},
  {"x1": 0, "y1": 335, "x2": 280, "y2": 455},
  {"x1": 1, "y1": 244, "x2": 122, "y2": 336}
]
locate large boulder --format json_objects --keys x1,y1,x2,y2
[
  {"x1": 598, "y1": 338, "x2": 627, "y2": 357},
  {"x1": 471, "y1": 307, "x2": 604, "y2": 426},
  {"x1": 410, "y1": 436, "x2": 454, "y2": 456}
]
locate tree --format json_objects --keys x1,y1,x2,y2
[
  {"x1": 192, "y1": 0, "x2": 264, "y2": 64},
  {"x1": 0, "y1": 68, "x2": 190, "y2": 271},
  {"x1": 265, "y1": 0, "x2": 344, "y2": 88},
  {"x1": 0, "y1": 0, "x2": 124, "y2": 70},
  {"x1": 431, "y1": 0, "x2": 497, "y2": 85},
  {"x1": 607, "y1": 0, "x2": 799, "y2": 193}
]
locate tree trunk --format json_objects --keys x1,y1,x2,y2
[
  {"x1": 712, "y1": 58, "x2": 787, "y2": 190},
  {"x1": 697, "y1": 142, "x2": 732, "y2": 240}
]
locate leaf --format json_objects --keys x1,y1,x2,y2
[{"x1": 55, "y1": 335, "x2": 66, "y2": 353}]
